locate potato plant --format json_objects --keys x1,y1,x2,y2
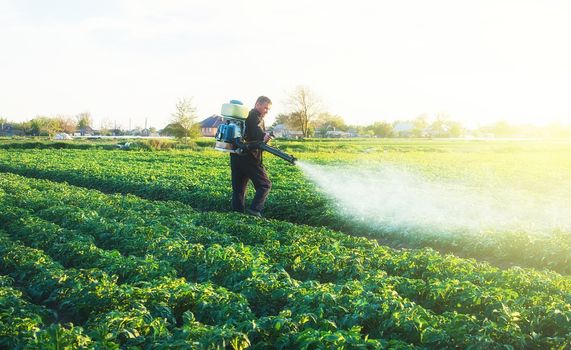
[{"x1": 1, "y1": 173, "x2": 570, "y2": 348}]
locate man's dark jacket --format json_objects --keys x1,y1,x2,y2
[{"x1": 242, "y1": 108, "x2": 265, "y2": 163}]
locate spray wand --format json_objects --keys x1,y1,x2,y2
[{"x1": 235, "y1": 135, "x2": 297, "y2": 165}]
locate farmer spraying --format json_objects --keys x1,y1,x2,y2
[
  {"x1": 230, "y1": 96, "x2": 273, "y2": 216},
  {"x1": 213, "y1": 96, "x2": 297, "y2": 217}
]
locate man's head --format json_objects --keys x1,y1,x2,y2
[{"x1": 255, "y1": 96, "x2": 272, "y2": 117}]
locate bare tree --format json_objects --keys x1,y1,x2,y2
[
  {"x1": 99, "y1": 118, "x2": 115, "y2": 136},
  {"x1": 54, "y1": 115, "x2": 76, "y2": 134},
  {"x1": 100, "y1": 118, "x2": 114, "y2": 130},
  {"x1": 284, "y1": 86, "x2": 322, "y2": 138}
]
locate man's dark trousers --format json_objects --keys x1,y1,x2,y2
[{"x1": 230, "y1": 154, "x2": 272, "y2": 213}]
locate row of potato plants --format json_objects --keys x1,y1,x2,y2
[
  {"x1": 0, "y1": 147, "x2": 569, "y2": 276},
  {"x1": 0, "y1": 274, "x2": 59, "y2": 348},
  {"x1": 1, "y1": 173, "x2": 570, "y2": 348},
  {"x1": 0, "y1": 225, "x2": 417, "y2": 346},
  {"x1": 0, "y1": 233, "x2": 268, "y2": 349},
  {"x1": 0, "y1": 226, "x2": 398, "y2": 348},
  {"x1": 3, "y1": 173, "x2": 570, "y2": 313}
]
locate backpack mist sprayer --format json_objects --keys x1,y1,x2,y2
[{"x1": 214, "y1": 100, "x2": 297, "y2": 165}]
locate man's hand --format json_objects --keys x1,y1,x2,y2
[{"x1": 263, "y1": 132, "x2": 272, "y2": 143}]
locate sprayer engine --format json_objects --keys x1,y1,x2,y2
[{"x1": 214, "y1": 100, "x2": 297, "y2": 165}]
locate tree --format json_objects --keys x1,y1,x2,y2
[
  {"x1": 490, "y1": 120, "x2": 512, "y2": 137},
  {"x1": 98, "y1": 118, "x2": 115, "y2": 136},
  {"x1": 426, "y1": 113, "x2": 464, "y2": 138},
  {"x1": 13, "y1": 121, "x2": 32, "y2": 135},
  {"x1": 272, "y1": 113, "x2": 301, "y2": 129},
  {"x1": 412, "y1": 114, "x2": 429, "y2": 137},
  {"x1": 0, "y1": 117, "x2": 8, "y2": 136},
  {"x1": 30, "y1": 116, "x2": 58, "y2": 136},
  {"x1": 369, "y1": 121, "x2": 393, "y2": 137},
  {"x1": 284, "y1": 86, "x2": 322, "y2": 138},
  {"x1": 53, "y1": 115, "x2": 76, "y2": 134},
  {"x1": 315, "y1": 112, "x2": 347, "y2": 135},
  {"x1": 360, "y1": 128, "x2": 375, "y2": 137},
  {"x1": 447, "y1": 120, "x2": 463, "y2": 137},
  {"x1": 170, "y1": 98, "x2": 200, "y2": 141},
  {"x1": 76, "y1": 112, "x2": 93, "y2": 135},
  {"x1": 349, "y1": 125, "x2": 372, "y2": 137},
  {"x1": 429, "y1": 113, "x2": 451, "y2": 137}
]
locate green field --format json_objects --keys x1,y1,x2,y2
[{"x1": 1, "y1": 138, "x2": 570, "y2": 349}]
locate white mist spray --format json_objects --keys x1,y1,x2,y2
[{"x1": 297, "y1": 161, "x2": 571, "y2": 235}]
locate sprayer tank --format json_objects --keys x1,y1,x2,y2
[
  {"x1": 221, "y1": 100, "x2": 249, "y2": 119},
  {"x1": 214, "y1": 100, "x2": 248, "y2": 153}
]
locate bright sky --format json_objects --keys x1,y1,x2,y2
[{"x1": 1, "y1": 0, "x2": 570, "y2": 129}]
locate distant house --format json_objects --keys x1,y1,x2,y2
[
  {"x1": 1, "y1": 124, "x2": 12, "y2": 136},
  {"x1": 0, "y1": 124, "x2": 24, "y2": 137},
  {"x1": 140, "y1": 128, "x2": 159, "y2": 137},
  {"x1": 272, "y1": 124, "x2": 304, "y2": 139},
  {"x1": 347, "y1": 128, "x2": 359, "y2": 138},
  {"x1": 200, "y1": 115, "x2": 225, "y2": 137},
  {"x1": 75, "y1": 126, "x2": 95, "y2": 136},
  {"x1": 160, "y1": 123, "x2": 178, "y2": 136}
]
